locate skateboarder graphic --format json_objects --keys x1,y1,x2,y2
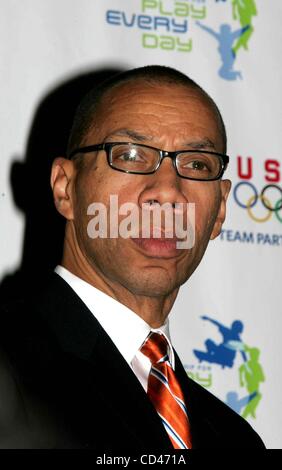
[{"x1": 193, "y1": 316, "x2": 247, "y2": 368}]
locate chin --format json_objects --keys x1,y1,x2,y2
[
  {"x1": 124, "y1": 271, "x2": 181, "y2": 298},
  {"x1": 130, "y1": 284, "x2": 176, "y2": 297}
]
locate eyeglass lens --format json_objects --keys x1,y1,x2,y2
[{"x1": 109, "y1": 143, "x2": 222, "y2": 180}]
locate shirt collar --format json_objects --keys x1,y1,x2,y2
[{"x1": 54, "y1": 266, "x2": 175, "y2": 368}]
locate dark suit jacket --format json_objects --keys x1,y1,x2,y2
[{"x1": 0, "y1": 272, "x2": 265, "y2": 449}]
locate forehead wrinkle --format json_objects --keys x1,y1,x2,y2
[
  {"x1": 106, "y1": 100, "x2": 219, "y2": 131},
  {"x1": 106, "y1": 87, "x2": 195, "y2": 112},
  {"x1": 102, "y1": 86, "x2": 219, "y2": 124},
  {"x1": 93, "y1": 87, "x2": 223, "y2": 150},
  {"x1": 103, "y1": 81, "x2": 221, "y2": 123},
  {"x1": 99, "y1": 117, "x2": 219, "y2": 150}
]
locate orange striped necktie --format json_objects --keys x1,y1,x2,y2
[{"x1": 140, "y1": 332, "x2": 192, "y2": 449}]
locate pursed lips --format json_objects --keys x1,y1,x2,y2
[{"x1": 131, "y1": 229, "x2": 187, "y2": 258}]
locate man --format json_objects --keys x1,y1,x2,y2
[{"x1": 0, "y1": 66, "x2": 265, "y2": 449}]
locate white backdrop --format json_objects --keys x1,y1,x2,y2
[{"x1": 1, "y1": 0, "x2": 281, "y2": 448}]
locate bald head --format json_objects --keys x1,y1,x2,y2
[{"x1": 67, "y1": 65, "x2": 227, "y2": 158}]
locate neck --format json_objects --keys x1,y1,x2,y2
[{"x1": 61, "y1": 235, "x2": 178, "y2": 328}]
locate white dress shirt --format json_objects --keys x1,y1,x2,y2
[{"x1": 54, "y1": 265, "x2": 175, "y2": 392}]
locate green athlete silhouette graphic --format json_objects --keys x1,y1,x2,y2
[
  {"x1": 232, "y1": 0, "x2": 257, "y2": 54},
  {"x1": 239, "y1": 345, "x2": 265, "y2": 419}
]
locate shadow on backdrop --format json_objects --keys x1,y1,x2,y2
[{"x1": 0, "y1": 67, "x2": 123, "y2": 305}]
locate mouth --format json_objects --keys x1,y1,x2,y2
[{"x1": 131, "y1": 233, "x2": 186, "y2": 259}]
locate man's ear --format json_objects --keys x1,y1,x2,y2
[
  {"x1": 50, "y1": 157, "x2": 76, "y2": 220},
  {"x1": 210, "y1": 179, "x2": 232, "y2": 240}
]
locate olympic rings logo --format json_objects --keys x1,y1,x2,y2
[{"x1": 233, "y1": 182, "x2": 282, "y2": 223}]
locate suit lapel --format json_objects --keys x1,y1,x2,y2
[
  {"x1": 37, "y1": 272, "x2": 172, "y2": 450},
  {"x1": 88, "y1": 331, "x2": 173, "y2": 449}
]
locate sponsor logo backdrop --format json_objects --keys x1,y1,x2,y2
[{"x1": 1, "y1": 0, "x2": 281, "y2": 448}]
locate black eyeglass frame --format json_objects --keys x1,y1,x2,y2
[{"x1": 69, "y1": 142, "x2": 229, "y2": 181}]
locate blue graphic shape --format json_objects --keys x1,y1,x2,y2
[
  {"x1": 193, "y1": 316, "x2": 247, "y2": 368},
  {"x1": 196, "y1": 21, "x2": 249, "y2": 80},
  {"x1": 226, "y1": 391, "x2": 257, "y2": 414}
]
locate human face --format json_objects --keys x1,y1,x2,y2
[{"x1": 71, "y1": 81, "x2": 231, "y2": 297}]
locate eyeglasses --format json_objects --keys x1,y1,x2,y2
[{"x1": 69, "y1": 142, "x2": 229, "y2": 181}]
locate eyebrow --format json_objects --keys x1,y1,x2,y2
[
  {"x1": 183, "y1": 138, "x2": 216, "y2": 150},
  {"x1": 104, "y1": 129, "x2": 152, "y2": 142},
  {"x1": 104, "y1": 130, "x2": 216, "y2": 150}
]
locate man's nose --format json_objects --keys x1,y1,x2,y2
[{"x1": 138, "y1": 156, "x2": 188, "y2": 208}]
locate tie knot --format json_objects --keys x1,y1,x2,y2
[{"x1": 140, "y1": 332, "x2": 169, "y2": 365}]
